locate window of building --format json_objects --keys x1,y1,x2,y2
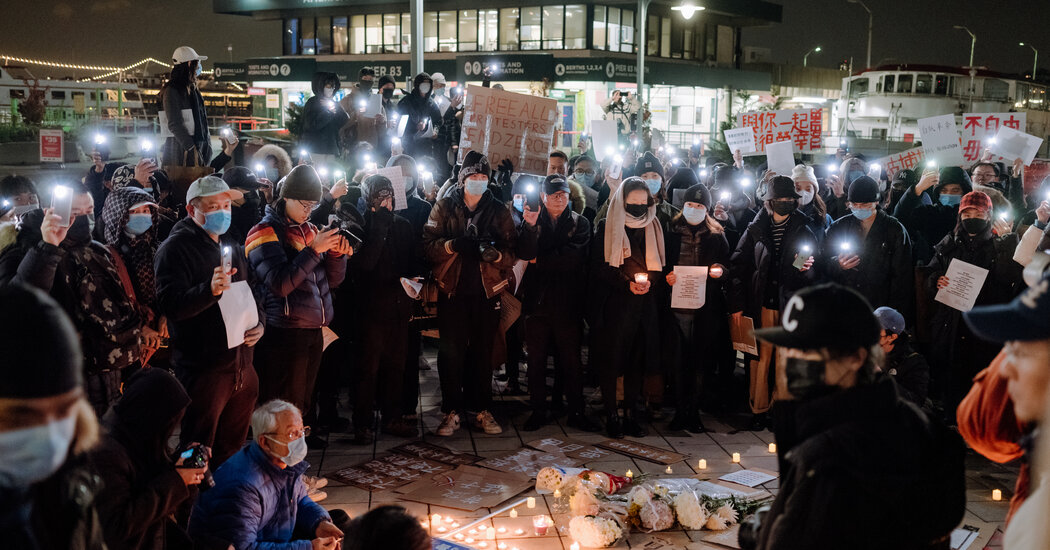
[
  {"x1": 316, "y1": 16, "x2": 331, "y2": 55},
  {"x1": 607, "y1": 7, "x2": 620, "y2": 52},
  {"x1": 683, "y1": 28, "x2": 694, "y2": 59},
  {"x1": 896, "y1": 74, "x2": 912, "y2": 93},
  {"x1": 934, "y1": 74, "x2": 949, "y2": 95},
  {"x1": 620, "y1": 9, "x2": 634, "y2": 53},
  {"x1": 647, "y1": 15, "x2": 659, "y2": 55},
  {"x1": 381, "y1": 14, "x2": 399, "y2": 53},
  {"x1": 542, "y1": 6, "x2": 564, "y2": 49},
  {"x1": 521, "y1": 6, "x2": 542, "y2": 50},
  {"x1": 565, "y1": 5, "x2": 585, "y2": 49},
  {"x1": 10, "y1": 89, "x2": 25, "y2": 99},
  {"x1": 402, "y1": 13, "x2": 411, "y2": 53},
  {"x1": 283, "y1": 18, "x2": 299, "y2": 55},
  {"x1": 350, "y1": 15, "x2": 365, "y2": 54},
  {"x1": 500, "y1": 8, "x2": 519, "y2": 50},
  {"x1": 438, "y1": 11, "x2": 457, "y2": 52},
  {"x1": 915, "y1": 74, "x2": 932, "y2": 94},
  {"x1": 984, "y1": 79, "x2": 1009, "y2": 101},
  {"x1": 301, "y1": 17, "x2": 316, "y2": 54},
  {"x1": 695, "y1": 106, "x2": 704, "y2": 125},
  {"x1": 593, "y1": 6, "x2": 606, "y2": 50},
  {"x1": 51, "y1": 91, "x2": 65, "y2": 100},
  {"x1": 480, "y1": 9, "x2": 499, "y2": 51},
  {"x1": 333, "y1": 17, "x2": 348, "y2": 54},
  {"x1": 458, "y1": 10, "x2": 478, "y2": 52},
  {"x1": 424, "y1": 11, "x2": 438, "y2": 52},
  {"x1": 661, "y1": 17, "x2": 671, "y2": 57},
  {"x1": 365, "y1": 14, "x2": 382, "y2": 53},
  {"x1": 672, "y1": 105, "x2": 691, "y2": 125}
]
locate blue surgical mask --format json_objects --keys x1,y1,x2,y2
[
  {"x1": 939, "y1": 194, "x2": 962, "y2": 207},
  {"x1": 265, "y1": 435, "x2": 308, "y2": 467},
  {"x1": 851, "y1": 207, "x2": 874, "y2": 221},
  {"x1": 464, "y1": 178, "x2": 488, "y2": 196},
  {"x1": 512, "y1": 197, "x2": 524, "y2": 212},
  {"x1": 683, "y1": 205, "x2": 707, "y2": 225},
  {"x1": 126, "y1": 213, "x2": 153, "y2": 236},
  {"x1": 200, "y1": 209, "x2": 232, "y2": 236},
  {"x1": 574, "y1": 172, "x2": 595, "y2": 188},
  {"x1": 194, "y1": 63, "x2": 203, "y2": 77},
  {"x1": 645, "y1": 178, "x2": 662, "y2": 196},
  {"x1": 0, "y1": 415, "x2": 76, "y2": 488}
]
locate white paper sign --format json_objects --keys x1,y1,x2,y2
[
  {"x1": 990, "y1": 125, "x2": 1043, "y2": 166},
  {"x1": 724, "y1": 127, "x2": 757, "y2": 154},
  {"x1": 590, "y1": 119, "x2": 619, "y2": 159},
  {"x1": 400, "y1": 277, "x2": 423, "y2": 299},
  {"x1": 935, "y1": 258, "x2": 990, "y2": 312},
  {"x1": 765, "y1": 140, "x2": 796, "y2": 176},
  {"x1": 434, "y1": 94, "x2": 451, "y2": 116},
  {"x1": 919, "y1": 114, "x2": 966, "y2": 167},
  {"x1": 671, "y1": 266, "x2": 708, "y2": 309},
  {"x1": 217, "y1": 281, "x2": 259, "y2": 349},
  {"x1": 377, "y1": 166, "x2": 409, "y2": 211},
  {"x1": 396, "y1": 114, "x2": 410, "y2": 138},
  {"x1": 719, "y1": 469, "x2": 778, "y2": 488},
  {"x1": 361, "y1": 94, "x2": 382, "y2": 118},
  {"x1": 158, "y1": 109, "x2": 195, "y2": 139},
  {"x1": 265, "y1": 94, "x2": 280, "y2": 109}
]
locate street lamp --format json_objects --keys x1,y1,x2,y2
[
  {"x1": 803, "y1": 46, "x2": 822, "y2": 67},
  {"x1": 846, "y1": 0, "x2": 872, "y2": 69},
  {"x1": 671, "y1": 2, "x2": 705, "y2": 20},
  {"x1": 953, "y1": 26, "x2": 976, "y2": 69},
  {"x1": 1020, "y1": 42, "x2": 1039, "y2": 80}
]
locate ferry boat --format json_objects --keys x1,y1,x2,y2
[{"x1": 0, "y1": 64, "x2": 147, "y2": 128}]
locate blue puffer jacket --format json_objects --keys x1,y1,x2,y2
[
  {"x1": 189, "y1": 442, "x2": 329, "y2": 550},
  {"x1": 246, "y1": 206, "x2": 347, "y2": 329}
]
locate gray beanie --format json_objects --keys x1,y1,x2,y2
[{"x1": 279, "y1": 165, "x2": 323, "y2": 202}]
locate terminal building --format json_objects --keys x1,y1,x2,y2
[{"x1": 211, "y1": 0, "x2": 783, "y2": 148}]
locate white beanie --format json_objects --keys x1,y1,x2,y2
[
  {"x1": 431, "y1": 73, "x2": 447, "y2": 85},
  {"x1": 791, "y1": 164, "x2": 819, "y2": 192}
]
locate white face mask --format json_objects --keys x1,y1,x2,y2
[
  {"x1": 266, "y1": 435, "x2": 308, "y2": 467},
  {"x1": 419, "y1": 83, "x2": 431, "y2": 95},
  {"x1": 798, "y1": 189, "x2": 814, "y2": 206},
  {"x1": 323, "y1": 87, "x2": 334, "y2": 98},
  {"x1": 0, "y1": 414, "x2": 76, "y2": 488},
  {"x1": 683, "y1": 205, "x2": 707, "y2": 225},
  {"x1": 464, "y1": 177, "x2": 488, "y2": 196}
]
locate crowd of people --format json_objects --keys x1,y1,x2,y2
[{"x1": 2, "y1": 46, "x2": 1050, "y2": 549}]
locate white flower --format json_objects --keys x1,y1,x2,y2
[
  {"x1": 672, "y1": 492, "x2": 709, "y2": 530},
  {"x1": 627, "y1": 486, "x2": 653, "y2": 509},
  {"x1": 570, "y1": 487, "x2": 601, "y2": 516},
  {"x1": 536, "y1": 467, "x2": 566, "y2": 493},
  {"x1": 639, "y1": 499, "x2": 675, "y2": 532},
  {"x1": 569, "y1": 515, "x2": 623, "y2": 548},
  {"x1": 705, "y1": 514, "x2": 729, "y2": 531},
  {"x1": 652, "y1": 484, "x2": 670, "y2": 499},
  {"x1": 715, "y1": 503, "x2": 738, "y2": 525}
]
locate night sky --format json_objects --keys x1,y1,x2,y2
[{"x1": 0, "y1": 0, "x2": 1045, "y2": 79}]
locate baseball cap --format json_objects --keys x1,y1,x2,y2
[
  {"x1": 172, "y1": 46, "x2": 207, "y2": 64},
  {"x1": 874, "y1": 307, "x2": 906, "y2": 335},
  {"x1": 753, "y1": 283, "x2": 881, "y2": 351},
  {"x1": 186, "y1": 175, "x2": 243, "y2": 204},
  {"x1": 543, "y1": 174, "x2": 570, "y2": 195},
  {"x1": 964, "y1": 271, "x2": 1050, "y2": 343}
]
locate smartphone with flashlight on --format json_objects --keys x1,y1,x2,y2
[
  {"x1": 51, "y1": 185, "x2": 74, "y2": 227},
  {"x1": 221, "y1": 246, "x2": 233, "y2": 275},
  {"x1": 793, "y1": 245, "x2": 812, "y2": 270},
  {"x1": 220, "y1": 127, "x2": 236, "y2": 147},
  {"x1": 608, "y1": 155, "x2": 623, "y2": 180}
]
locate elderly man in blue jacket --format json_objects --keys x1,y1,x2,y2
[{"x1": 189, "y1": 400, "x2": 343, "y2": 550}]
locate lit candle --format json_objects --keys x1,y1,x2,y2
[
  {"x1": 732, "y1": 452, "x2": 741, "y2": 463},
  {"x1": 498, "y1": 544, "x2": 508, "y2": 550},
  {"x1": 992, "y1": 489, "x2": 1003, "y2": 501},
  {"x1": 432, "y1": 514, "x2": 442, "y2": 523},
  {"x1": 709, "y1": 265, "x2": 724, "y2": 279},
  {"x1": 509, "y1": 509, "x2": 518, "y2": 518},
  {"x1": 468, "y1": 529, "x2": 477, "y2": 535},
  {"x1": 625, "y1": 469, "x2": 634, "y2": 478},
  {"x1": 665, "y1": 465, "x2": 673, "y2": 474},
  {"x1": 553, "y1": 488, "x2": 562, "y2": 498},
  {"x1": 497, "y1": 527, "x2": 507, "y2": 534},
  {"x1": 445, "y1": 517, "x2": 454, "y2": 524},
  {"x1": 486, "y1": 527, "x2": 496, "y2": 540},
  {"x1": 465, "y1": 537, "x2": 475, "y2": 544},
  {"x1": 454, "y1": 534, "x2": 465, "y2": 541},
  {"x1": 768, "y1": 443, "x2": 777, "y2": 453},
  {"x1": 526, "y1": 497, "x2": 536, "y2": 509},
  {"x1": 514, "y1": 529, "x2": 525, "y2": 536},
  {"x1": 479, "y1": 543, "x2": 488, "y2": 548},
  {"x1": 570, "y1": 543, "x2": 581, "y2": 550},
  {"x1": 451, "y1": 523, "x2": 460, "y2": 528},
  {"x1": 532, "y1": 515, "x2": 550, "y2": 536},
  {"x1": 436, "y1": 527, "x2": 447, "y2": 533},
  {"x1": 634, "y1": 272, "x2": 649, "y2": 284},
  {"x1": 698, "y1": 459, "x2": 707, "y2": 470}
]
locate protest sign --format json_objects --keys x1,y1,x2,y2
[
  {"x1": 730, "y1": 315, "x2": 758, "y2": 355},
  {"x1": 935, "y1": 258, "x2": 990, "y2": 312},
  {"x1": 989, "y1": 125, "x2": 1043, "y2": 166},
  {"x1": 526, "y1": 438, "x2": 615, "y2": 462},
  {"x1": 590, "y1": 119, "x2": 620, "y2": 159},
  {"x1": 765, "y1": 140, "x2": 796, "y2": 177},
  {"x1": 919, "y1": 114, "x2": 966, "y2": 166},
  {"x1": 458, "y1": 85, "x2": 559, "y2": 174},
  {"x1": 960, "y1": 113, "x2": 1026, "y2": 163},
  {"x1": 330, "y1": 453, "x2": 453, "y2": 491},
  {"x1": 737, "y1": 108, "x2": 823, "y2": 153},
  {"x1": 390, "y1": 441, "x2": 484, "y2": 466},
  {"x1": 595, "y1": 440, "x2": 686, "y2": 465},
  {"x1": 671, "y1": 266, "x2": 708, "y2": 309},
  {"x1": 397, "y1": 465, "x2": 533, "y2": 511},
  {"x1": 1024, "y1": 159, "x2": 1050, "y2": 195},
  {"x1": 476, "y1": 447, "x2": 583, "y2": 476},
  {"x1": 871, "y1": 147, "x2": 926, "y2": 178},
  {"x1": 723, "y1": 127, "x2": 757, "y2": 154}
]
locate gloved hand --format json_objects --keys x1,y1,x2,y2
[{"x1": 451, "y1": 235, "x2": 479, "y2": 258}]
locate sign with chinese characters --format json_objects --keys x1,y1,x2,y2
[
  {"x1": 389, "y1": 441, "x2": 484, "y2": 466},
  {"x1": 871, "y1": 147, "x2": 927, "y2": 178},
  {"x1": 526, "y1": 438, "x2": 615, "y2": 462},
  {"x1": 329, "y1": 453, "x2": 453, "y2": 492},
  {"x1": 919, "y1": 114, "x2": 966, "y2": 167},
  {"x1": 736, "y1": 108, "x2": 823, "y2": 153},
  {"x1": 596, "y1": 440, "x2": 686, "y2": 465},
  {"x1": 960, "y1": 113, "x2": 1026, "y2": 163},
  {"x1": 397, "y1": 465, "x2": 533, "y2": 511},
  {"x1": 458, "y1": 85, "x2": 559, "y2": 174},
  {"x1": 476, "y1": 447, "x2": 583, "y2": 476}
]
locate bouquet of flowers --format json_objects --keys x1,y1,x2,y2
[
  {"x1": 625, "y1": 485, "x2": 675, "y2": 532},
  {"x1": 568, "y1": 514, "x2": 625, "y2": 548},
  {"x1": 535, "y1": 468, "x2": 632, "y2": 495}
]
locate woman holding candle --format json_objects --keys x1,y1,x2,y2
[
  {"x1": 590, "y1": 176, "x2": 667, "y2": 438},
  {"x1": 663, "y1": 183, "x2": 731, "y2": 432}
]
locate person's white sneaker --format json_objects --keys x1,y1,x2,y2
[
  {"x1": 436, "y1": 411, "x2": 461, "y2": 436},
  {"x1": 475, "y1": 410, "x2": 503, "y2": 435},
  {"x1": 308, "y1": 488, "x2": 328, "y2": 502},
  {"x1": 303, "y1": 475, "x2": 328, "y2": 490}
]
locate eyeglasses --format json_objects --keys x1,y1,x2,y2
[
  {"x1": 265, "y1": 426, "x2": 311, "y2": 441},
  {"x1": 297, "y1": 200, "x2": 319, "y2": 211}
]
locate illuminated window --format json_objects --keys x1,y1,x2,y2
[
  {"x1": 424, "y1": 11, "x2": 438, "y2": 52},
  {"x1": 302, "y1": 17, "x2": 316, "y2": 55},
  {"x1": 366, "y1": 14, "x2": 382, "y2": 54},
  {"x1": 438, "y1": 11, "x2": 457, "y2": 52},
  {"x1": 316, "y1": 16, "x2": 331, "y2": 55},
  {"x1": 460, "y1": 10, "x2": 478, "y2": 52},
  {"x1": 593, "y1": 6, "x2": 606, "y2": 50},
  {"x1": 479, "y1": 10, "x2": 499, "y2": 51},
  {"x1": 499, "y1": 8, "x2": 519, "y2": 51},
  {"x1": 333, "y1": 17, "x2": 348, "y2": 54},
  {"x1": 521, "y1": 6, "x2": 541, "y2": 50}
]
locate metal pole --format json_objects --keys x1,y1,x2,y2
[
  {"x1": 637, "y1": 0, "x2": 650, "y2": 104},
  {"x1": 1035, "y1": 49, "x2": 1039, "y2": 81},
  {"x1": 866, "y1": 11, "x2": 872, "y2": 69},
  {"x1": 410, "y1": 0, "x2": 424, "y2": 85}
]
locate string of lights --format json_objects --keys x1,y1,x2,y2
[{"x1": 0, "y1": 53, "x2": 175, "y2": 80}]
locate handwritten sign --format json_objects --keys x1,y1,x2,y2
[
  {"x1": 397, "y1": 465, "x2": 533, "y2": 511},
  {"x1": 330, "y1": 453, "x2": 453, "y2": 491},
  {"x1": 458, "y1": 85, "x2": 558, "y2": 174},
  {"x1": 871, "y1": 147, "x2": 927, "y2": 179},
  {"x1": 526, "y1": 438, "x2": 615, "y2": 462},
  {"x1": 989, "y1": 125, "x2": 1043, "y2": 167},
  {"x1": 919, "y1": 114, "x2": 966, "y2": 167},
  {"x1": 390, "y1": 441, "x2": 484, "y2": 466},
  {"x1": 737, "y1": 108, "x2": 823, "y2": 153},
  {"x1": 671, "y1": 266, "x2": 708, "y2": 309},
  {"x1": 960, "y1": 113, "x2": 1026, "y2": 163},
  {"x1": 476, "y1": 447, "x2": 583, "y2": 476},
  {"x1": 935, "y1": 258, "x2": 990, "y2": 312},
  {"x1": 595, "y1": 440, "x2": 686, "y2": 465},
  {"x1": 723, "y1": 127, "x2": 757, "y2": 155}
]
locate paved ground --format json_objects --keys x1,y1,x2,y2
[{"x1": 304, "y1": 345, "x2": 1018, "y2": 549}]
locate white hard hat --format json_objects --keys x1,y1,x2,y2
[{"x1": 172, "y1": 46, "x2": 208, "y2": 65}]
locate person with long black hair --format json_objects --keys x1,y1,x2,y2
[{"x1": 159, "y1": 47, "x2": 211, "y2": 167}]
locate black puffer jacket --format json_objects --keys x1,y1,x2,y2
[
  {"x1": 821, "y1": 210, "x2": 914, "y2": 319},
  {"x1": 301, "y1": 72, "x2": 350, "y2": 156},
  {"x1": 729, "y1": 209, "x2": 818, "y2": 318},
  {"x1": 894, "y1": 172, "x2": 974, "y2": 264},
  {"x1": 396, "y1": 73, "x2": 442, "y2": 159},
  {"x1": 519, "y1": 208, "x2": 591, "y2": 316},
  {"x1": 350, "y1": 207, "x2": 425, "y2": 320},
  {"x1": 758, "y1": 377, "x2": 965, "y2": 550}
]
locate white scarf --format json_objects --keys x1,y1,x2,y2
[{"x1": 604, "y1": 181, "x2": 665, "y2": 271}]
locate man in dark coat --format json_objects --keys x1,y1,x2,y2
[
  {"x1": 747, "y1": 284, "x2": 965, "y2": 550},
  {"x1": 300, "y1": 72, "x2": 350, "y2": 161},
  {"x1": 894, "y1": 165, "x2": 973, "y2": 265},
  {"x1": 397, "y1": 72, "x2": 442, "y2": 161}
]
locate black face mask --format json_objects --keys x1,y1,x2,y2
[
  {"x1": 784, "y1": 356, "x2": 835, "y2": 401},
  {"x1": 359, "y1": 80, "x2": 373, "y2": 92},
  {"x1": 382, "y1": 88, "x2": 394, "y2": 100},
  {"x1": 65, "y1": 214, "x2": 94, "y2": 246},
  {"x1": 624, "y1": 203, "x2": 648, "y2": 218},
  {"x1": 772, "y1": 200, "x2": 798, "y2": 216},
  {"x1": 961, "y1": 217, "x2": 989, "y2": 235},
  {"x1": 240, "y1": 191, "x2": 262, "y2": 210}
]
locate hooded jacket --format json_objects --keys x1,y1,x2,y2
[
  {"x1": 251, "y1": 144, "x2": 293, "y2": 183},
  {"x1": 301, "y1": 72, "x2": 350, "y2": 156},
  {"x1": 154, "y1": 216, "x2": 263, "y2": 372},
  {"x1": 246, "y1": 204, "x2": 348, "y2": 329},
  {"x1": 423, "y1": 186, "x2": 517, "y2": 299},
  {"x1": 728, "y1": 209, "x2": 818, "y2": 318},
  {"x1": 894, "y1": 168, "x2": 974, "y2": 264},
  {"x1": 396, "y1": 73, "x2": 442, "y2": 159}
]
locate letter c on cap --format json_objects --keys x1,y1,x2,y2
[{"x1": 783, "y1": 295, "x2": 805, "y2": 332}]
